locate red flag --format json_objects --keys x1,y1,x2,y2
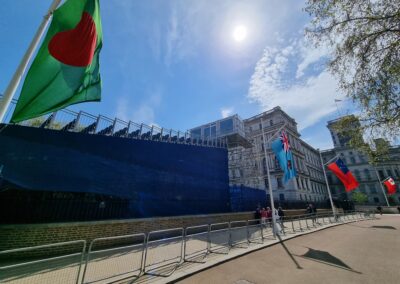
[
  {"x1": 383, "y1": 178, "x2": 396, "y2": 195},
  {"x1": 327, "y1": 158, "x2": 359, "y2": 192}
]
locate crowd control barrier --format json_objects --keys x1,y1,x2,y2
[
  {"x1": 0, "y1": 210, "x2": 375, "y2": 284},
  {"x1": 81, "y1": 233, "x2": 145, "y2": 284},
  {"x1": 143, "y1": 228, "x2": 184, "y2": 277},
  {"x1": 183, "y1": 225, "x2": 209, "y2": 263},
  {"x1": 0, "y1": 240, "x2": 86, "y2": 284}
]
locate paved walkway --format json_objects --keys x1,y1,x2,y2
[{"x1": 177, "y1": 215, "x2": 400, "y2": 284}]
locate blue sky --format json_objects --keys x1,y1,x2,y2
[{"x1": 0, "y1": 0, "x2": 351, "y2": 150}]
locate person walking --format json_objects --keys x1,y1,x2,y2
[
  {"x1": 266, "y1": 207, "x2": 272, "y2": 227},
  {"x1": 260, "y1": 208, "x2": 267, "y2": 227},
  {"x1": 278, "y1": 207, "x2": 285, "y2": 227},
  {"x1": 255, "y1": 206, "x2": 261, "y2": 223}
]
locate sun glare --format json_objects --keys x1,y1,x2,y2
[{"x1": 232, "y1": 25, "x2": 247, "y2": 42}]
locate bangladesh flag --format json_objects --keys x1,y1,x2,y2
[{"x1": 11, "y1": 0, "x2": 102, "y2": 123}]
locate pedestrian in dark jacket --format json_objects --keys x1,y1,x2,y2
[
  {"x1": 255, "y1": 206, "x2": 261, "y2": 219},
  {"x1": 278, "y1": 207, "x2": 285, "y2": 227}
]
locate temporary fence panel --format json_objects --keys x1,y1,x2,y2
[
  {"x1": 247, "y1": 220, "x2": 263, "y2": 244},
  {"x1": 229, "y1": 221, "x2": 249, "y2": 248},
  {"x1": 144, "y1": 228, "x2": 184, "y2": 276},
  {"x1": 81, "y1": 233, "x2": 145, "y2": 284},
  {"x1": 262, "y1": 220, "x2": 275, "y2": 239},
  {"x1": 209, "y1": 222, "x2": 230, "y2": 254},
  {"x1": 183, "y1": 225, "x2": 209, "y2": 262},
  {"x1": 0, "y1": 240, "x2": 86, "y2": 284}
]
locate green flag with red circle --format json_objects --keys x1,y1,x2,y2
[{"x1": 11, "y1": 0, "x2": 102, "y2": 123}]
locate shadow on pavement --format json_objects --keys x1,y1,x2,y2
[
  {"x1": 277, "y1": 234, "x2": 302, "y2": 270},
  {"x1": 346, "y1": 223, "x2": 397, "y2": 230},
  {"x1": 370, "y1": 225, "x2": 396, "y2": 230},
  {"x1": 296, "y1": 248, "x2": 361, "y2": 274}
]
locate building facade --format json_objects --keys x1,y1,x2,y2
[
  {"x1": 191, "y1": 107, "x2": 329, "y2": 205},
  {"x1": 321, "y1": 117, "x2": 400, "y2": 205}
]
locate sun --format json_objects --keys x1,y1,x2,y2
[{"x1": 232, "y1": 25, "x2": 247, "y2": 42}]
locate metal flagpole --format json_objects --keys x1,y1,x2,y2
[
  {"x1": 0, "y1": 0, "x2": 62, "y2": 123},
  {"x1": 373, "y1": 168, "x2": 390, "y2": 207},
  {"x1": 260, "y1": 119, "x2": 287, "y2": 237},
  {"x1": 319, "y1": 151, "x2": 338, "y2": 217}
]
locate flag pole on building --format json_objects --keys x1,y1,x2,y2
[
  {"x1": 260, "y1": 119, "x2": 287, "y2": 237},
  {"x1": 373, "y1": 168, "x2": 390, "y2": 207},
  {"x1": 319, "y1": 152, "x2": 338, "y2": 217},
  {"x1": 0, "y1": 0, "x2": 62, "y2": 123}
]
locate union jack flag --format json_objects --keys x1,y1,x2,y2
[{"x1": 280, "y1": 131, "x2": 290, "y2": 152}]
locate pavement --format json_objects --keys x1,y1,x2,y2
[{"x1": 177, "y1": 215, "x2": 400, "y2": 284}]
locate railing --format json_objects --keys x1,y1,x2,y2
[
  {"x1": 81, "y1": 233, "x2": 145, "y2": 284},
  {"x1": 0, "y1": 211, "x2": 375, "y2": 284},
  {"x1": 0, "y1": 240, "x2": 86, "y2": 284},
  {"x1": 0, "y1": 96, "x2": 227, "y2": 149}
]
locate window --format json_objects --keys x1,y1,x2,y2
[
  {"x1": 350, "y1": 157, "x2": 356, "y2": 164},
  {"x1": 274, "y1": 157, "x2": 280, "y2": 169},
  {"x1": 269, "y1": 120, "x2": 273, "y2": 126},
  {"x1": 364, "y1": 169, "x2": 371, "y2": 180},
  {"x1": 378, "y1": 170, "x2": 385, "y2": 180},
  {"x1": 369, "y1": 185, "x2": 377, "y2": 194},
  {"x1": 191, "y1": 128, "x2": 201, "y2": 139},
  {"x1": 387, "y1": 170, "x2": 393, "y2": 178},
  {"x1": 395, "y1": 169, "x2": 400, "y2": 178},
  {"x1": 259, "y1": 123, "x2": 262, "y2": 130},
  {"x1": 277, "y1": 177, "x2": 283, "y2": 188},
  {"x1": 373, "y1": 197, "x2": 380, "y2": 203},
  {"x1": 354, "y1": 170, "x2": 360, "y2": 180},
  {"x1": 264, "y1": 178, "x2": 269, "y2": 189},
  {"x1": 279, "y1": 194, "x2": 285, "y2": 201},
  {"x1": 300, "y1": 194, "x2": 303, "y2": 200},
  {"x1": 327, "y1": 174, "x2": 333, "y2": 184},
  {"x1": 220, "y1": 118, "x2": 234, "y2": 135}
]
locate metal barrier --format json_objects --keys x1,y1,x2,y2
[
  {"x1": 0, "y1": 211, "x2": 373, "y2": 283},
  {"x1": 247, "y1": 219, "x2": 263, "y2": 244},
  {"x1": 229, "y1": 221, "x2": 249, "y2": 248},
  {"x1": 183, "y1": 225, "x2": 209, "y2": 263},
  {"x1": 0, "y1": 240, "x2": 86, "y2": 284},
  {"x1": 143, "y1": 228, "x2": 184, "y2": 277},
  {"x1": 209, "y1": 222, "x2": 230, "y2": 254},
  {"x1": 81, "y1": 233, "x2": 145, "y2": 284}
]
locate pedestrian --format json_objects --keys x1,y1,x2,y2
[
  {"x1": 278, "y1": 207, "x2": 285, "y2": 226},
  {"x1": 397, "y1": 206, "x2": 400, "y2": 214},
  {"x1": 266, "y1": 207, "x2": 272, "y2": 227},
  {"x1": 311, "y1": 204, "x2": 317, "y2": 224},
  {"x1": 255, "y1": 206, "x2": 261, "y2": 223},
  {"x1": 377, "y1": 206, "x2": 383, "y2": 215},
  {"x1": 306, "y1": 204, "x2": 312, "y2": 215},
  {"x1": 260, "y1": 208, "x2": 267, "y2": 227}
]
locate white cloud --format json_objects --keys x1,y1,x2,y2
[
  {"x1": 248, "y1": 40, "x2": 341, "y2": 130},
  {"x1": 116, "y1": 88, "x2": 162, "y2": 126},
  {"x1": 220, "y1": 107, "x2": 235, "y2": 118}
]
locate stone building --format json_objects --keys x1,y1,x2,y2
[
  {"x1": 321, "y1": 117, "x2": 400, "y2": 205},
  {"x1": 190, "y1": 107, "x2": 329, "y2": 205}
]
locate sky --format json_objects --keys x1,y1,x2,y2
[{"x1": 0, "y1": 0, "x2": 353, "y2": 150}]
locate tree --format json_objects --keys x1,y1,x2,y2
[
  {"x1": 305, "y1": 0, "x2": 400, "y2": 152},
  {"x1": 352, "y1": 192, "x2": 368, "y2": 204}
]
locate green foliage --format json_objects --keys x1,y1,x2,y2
[
  {"x1": 352, "y1": 192, "x2": 368, "y2": 204},
  {"x1": 332, "y1": 116, "x2": 390, "y2": 164},
  {"x1": 305, "y1": 0, "x2": 400, "y2": 150}
]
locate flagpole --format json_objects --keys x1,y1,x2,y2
[
  {"x1": 319, "y1": 151, "x2": 337, "y2": 217},
  {"x1": 0, "y1": 0, "x2": 62, "y2": 123},
  {"x1": 260, "y1": 119, "x2": 288, "y2": 237},
  {"x1": 373, "y1": 168, "x2": 390, "y2": 207}
]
